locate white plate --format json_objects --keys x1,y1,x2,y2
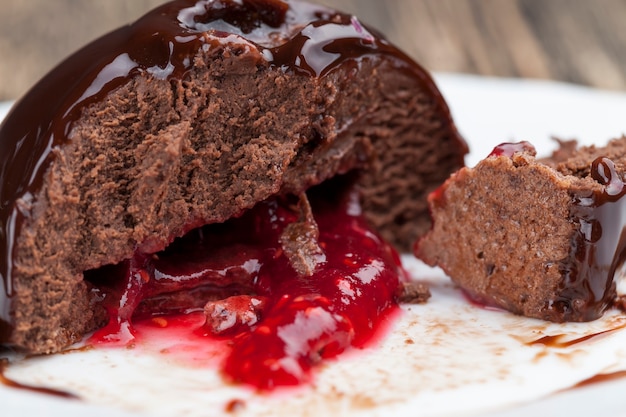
[{"x1": 3, "y1": 74, "x2": 626, "y2": 417}]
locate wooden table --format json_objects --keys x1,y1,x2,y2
[{"x1": 1, "y1": 0, "x2": 626, "y2": 101}]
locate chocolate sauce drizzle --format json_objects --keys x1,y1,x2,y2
[
  {"x1": 552, "y1": 156, "x2": 626, "y2": 320},
  {"x1": 0, "y1": 1, "x2": 448, "y2": 335},
  {"x1": 0, "y1": 358, "x2": 79, "y2": 399}
]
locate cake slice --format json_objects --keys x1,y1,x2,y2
[
  {"x1": 416, "y1": 139, "x2": 626, "y2": 322},
  {"x1": 0, "y1": 0, "x2": 467, "y2": 355}
]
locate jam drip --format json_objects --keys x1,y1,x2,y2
[
  {"x1": 488, "y1": 141, "x2": 535, "y2": 158},
  {"x1": 87, "y1": 183, "x2": 405, "y2": 389}
]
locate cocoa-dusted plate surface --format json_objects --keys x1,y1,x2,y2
[{"x1": 2, "y1": 74, "x2": 626, "y2": 417}]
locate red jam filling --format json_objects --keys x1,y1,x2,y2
[
  {"x1": 86, "y1": 182, "x2": 406, "y2": 390},
  {"x1": 488, "y1": 141, "x2": 535, "y2": 158}
]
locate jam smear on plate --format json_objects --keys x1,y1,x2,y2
[{"x1": 86, "y1": 179, "x2": 407, "y2": 389}]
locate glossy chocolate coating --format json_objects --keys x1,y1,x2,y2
[
  {"x1": 0, "y1": 1, "x2": 449, "y2": 331},
  {"x1": 491, "y1": 146, "x2": 626, "y2": 320},
  {"x1": 557, "y1": 156, "x2": 626, "y2": 320}
]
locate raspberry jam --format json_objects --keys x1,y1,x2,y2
[
  {"x1": 488, "y1": 141, "x2": 535, "y2": 158},
  {"x1": 86, "y1": 182, "x2": 406, "y2": 390}
]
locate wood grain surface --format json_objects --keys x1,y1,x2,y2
[{"x1": 1, "y1": 0, "x2": 625, "y2": 100}]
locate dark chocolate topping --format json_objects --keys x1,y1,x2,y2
[
  {"x1": 556, "y1": 156, "x2": 626, "y2": 320},
  {"x1": 0, "y1": 1, "x2": 450, "y2": 329},
  {"x1": 496, "y1": 147, "x2": 626, "y2": 320}
]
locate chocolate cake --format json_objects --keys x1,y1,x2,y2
[
  {"x1": 415, "y1": 139, "x2": 626, "y2": 322},
  {"x1": 0, "y1": 0, "x2": 467, "y2": 355}
]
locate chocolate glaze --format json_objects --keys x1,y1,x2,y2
[
  {"x1": 0, "y1": 1, "x2": 453, "y2": 336},
  {"x1": 492, "y1": 147, "x2": 626, "y2": 321},
  {"x1": 555, "y1": 156, "x2": 626, "y2": 320}
]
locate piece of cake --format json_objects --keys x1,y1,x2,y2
[
  {"x1": 415, "y1": 139, "x2": 626, "y2": 322},
  {"x1": 0, "y1": 0, "x2": 467, "y2": 356}
]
